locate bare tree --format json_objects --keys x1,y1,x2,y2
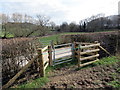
[
  {"x1": 1, "y1": 13, "x2": 10, "y2": 38},
  {"x1": 36, "y1": 15, "x2": 50, "y2": 26},
  {"x1": 25, "y1": 14, "x2": 51, "y2": 37},
  {"x1": 12, "y1": 13, "x2": 23, "y2": 23}
]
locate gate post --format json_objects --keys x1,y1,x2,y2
[
  {"x1": 94, "y1": 41, "x2": 99, "y2": 60},
  {"x1": 74, "y1": 42, "x2": 81, "y2": 67},
  {"x1": 37, "y1": 48, "x2": 45, "y2": 77},
  {"x1": 48, "y1": 46, "x2": 52, "y2": 66}
]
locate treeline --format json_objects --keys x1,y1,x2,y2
[
  {"x1": 1, "y1": 13, "x2": 120, "y2": 38},
  {"x1": 1, "y1": 13, "x2": 56, "y2": 38},
  {"x1": 58, "y1": 13, "x2": 120, "y2": 32}
]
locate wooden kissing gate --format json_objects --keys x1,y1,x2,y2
[{"x1": 3, "y1": 41, "x2": 111, "y2": 88}]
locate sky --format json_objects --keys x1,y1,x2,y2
[{"x1": 0, "y1": 0, "x2": 120, "y2": 25}]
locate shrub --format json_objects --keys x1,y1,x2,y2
[{"x1": 2, "y1": 37, "x2": 41, "y2": 85}]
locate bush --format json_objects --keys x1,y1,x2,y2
[{"x1": 2, "y1": 37, "x2": 41, "y2": 85}]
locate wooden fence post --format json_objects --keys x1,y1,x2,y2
[
  {"x1": 94, "y1": 41, "x2": 99, "y2": 60},
  {"x1": 74, "y1": 42, "x2": 81, "y2": 67},
  {"x1": 48, "y1": 46, "x2": 52, "y2": 66},
  {"x1": 71, "y1": 42, "x2": 75, "y2": 60},
  {"x1": 37, "y1": 48, "x2": 45, "y2": 77}
]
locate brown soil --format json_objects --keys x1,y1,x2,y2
[{"x1": 43, "y1": 62, "x2": 120, "y2": 88}]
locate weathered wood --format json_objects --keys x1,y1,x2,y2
[
  {"x1": 44, "y1": 62, "x2": 49, "y2": 70},
  {"x1": 98, "y1": 46, "x2": 112, "y2": 56},
  {"x1": 54, "y1": 57, "x2": 72, "y2": 63},
  {"x1": 80, "y1": 54, "x2": 99, "y2": 61},
  {"x1": 37, "y1": 48, "x2": 45, "y2": 77},
  {"x1": 80, "y1": 49, "x2": 100, "y2": 55},
  {"x1": 76, "y1": 42, "x2": 94, "y2": 45},
  {"x1": 80, "y1": 59, "x2": 99, "y2": 67},
  {"x1": 48, "y1": 46, "x2": 52, "y2": 66},
  {"x1": 42, "y1": 46, "x2": 48, "y2": 52},
  {"x1": 94, "y1": 41, "x2": 99, "y2": 60},
  {"x1": 2, "y1": 55, "x2": 39, "y2": 88},
  {"x1": 80, "y1": 43, "x2": 100, "y2": 49},
  {"x1": 55, "y1": 53, "x2": 72, "y2": 59},
  {"x1": 54, "y1": 59, "x2": 72, "y2": 66},
  {"x1": 54, "y1": 43, "x2": 72, "y2": 48},
  {"x1": 74, "y1": 42, "x2": 81, "y2": 67}
]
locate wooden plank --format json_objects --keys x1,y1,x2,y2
[
  {"x1": 54, "y1": 59, "x2": 72, "y2": 66},
  {"x1": 37, "y1": 48, "x2": 45, "y2": 77},
  {"x1": 2, "y1": 55, "x2": 39, "y2": 88},
  {"x1": 98, "y1": 46, "x2": 112, "y2": 56},
  {"x1": 54, "y1": 57, "x2": 72, "y2": 63},
  {"x1": 54, "y1": 43, "x2": 72, "y2": 48},
  {"x1": 80, "y1": 49, "x2": 100, "y2": 55},
  {"x1": 76, "y1": 42, "x2": 94, "y2": 45},
  {"x1": 44, "y1": 62, "x2": 49, "y2": 70},
  {"x1": 42, "y1": 53, "x2": 49, "y2": 64},
  {"x1": 80, "y1": 43, "x2": 100, "y2": 49},
  {"x1": 42, "y1": 46, "x2": 48, "y2": 52},
  {"x1": 55, "y1": 54, "x2": 72, "y2": 60},
  {"x1": 76, "y1": 43, "x2": 81, "y2": 67},
  {"x1": 48, "y1": 46, "x2": 52, "y2": 66},
  {"x1": 80, "y1": 59, "x2": 99, "y2": 67},
  {"x1": 80, "y1": 54, "x2": 99, "y2": 61},
  {"x1": 94, "y1": 41, "x2": 99, "y2": 60}
]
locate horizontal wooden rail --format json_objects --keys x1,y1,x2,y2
[
  {"x1": 76, "y1": 42, "x2": 94, "y2": 45},
  {"x1": 55, "y1": 54, "x2": 72, "y2": 60},
  {"x1": 54, "y1": 59, "x2": 72, "y2": 66},
  {"x1": 80, "y1": 43, "x2": 100, "y2": 49},
  {"x1": 42, "y1": 46, "x2": 48, "y2": 52},
  {"x1": 80, "y1": 59, "x2": 99, "y2": 67},
  {"x1": 80, "y1": 49, "x2": 100, "y2": 55},
  {"x1": 80, "y1": 54, "x2": 99, "y2": 61},
  {"x1": 54, "y1": 57, "x2": 72, "y2": 63},
  {"x1": 54, "y1": 43, "x2": 72, "y2": 48}
]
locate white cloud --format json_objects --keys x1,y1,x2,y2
[{"x1": 0, "y1": 0, "x2": 119, "y2": 25}]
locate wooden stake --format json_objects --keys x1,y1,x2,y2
[
  {"x1": 48, "y1": 46, "x2": 52, "y2": 66},
  {"x1": 94, "y1": 41, "x2": 99, "y2": 60},
  {"x1": 74, "y1": 42, "x2": 80, "y2": 67},
  {"x1": 37, "y1": 48, "x2": 45, "y2": 77},
  {"x1": 99, "y1": 46, "x2": 112, "y2": 56}
]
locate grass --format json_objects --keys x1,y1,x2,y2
[
  {"x1": 0, "y1": 31, "x2": 14, "y2": 38},
  {"x1": 108, "y1": 80, "x2": 120, "y2": 88},
  {"x1": 76, "y1": 56, "x2": 120, "y2": 70},
  {"x1": 14, "y1": 66, "x2": 52, "y2": 88},
  {"x1": 17, "y1": 77, "x2": 49, "y2": 88},
  {"x1": 93, "y1": 56, "x2": 119, "y2": 66}
]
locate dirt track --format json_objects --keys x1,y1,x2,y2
[{"x1": 43, "y1": 62, "x2": 120, "y2": 88}]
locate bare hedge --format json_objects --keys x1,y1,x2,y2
[{"x1": 2, "y1": 37, "x2": 41, "y2": 85}]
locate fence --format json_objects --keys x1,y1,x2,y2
[
  {"x1": 75, "y1": 41, "x2": 100, "y2": 67},
  {"x1": 3, "y1": 41, "x2": 110, "y2": 88}
]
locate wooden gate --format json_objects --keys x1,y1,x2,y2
[
  {"x1": 51, "y1": 43, "x2": 73, "y2": 66},
  {"x1": 75, "y1": 41, "x2": 100, "y2": 67}
]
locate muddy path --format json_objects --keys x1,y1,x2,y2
[{"x1": 42, "y1": 62, "x2": 120, "y2": 88}]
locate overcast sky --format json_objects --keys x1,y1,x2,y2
[{"x1": 0, "y1": 0, "x2": 120, "y2": 25}]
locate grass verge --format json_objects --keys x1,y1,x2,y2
[{"x1": 14, "y1": 66, "x2": 53, "y2": 88}]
